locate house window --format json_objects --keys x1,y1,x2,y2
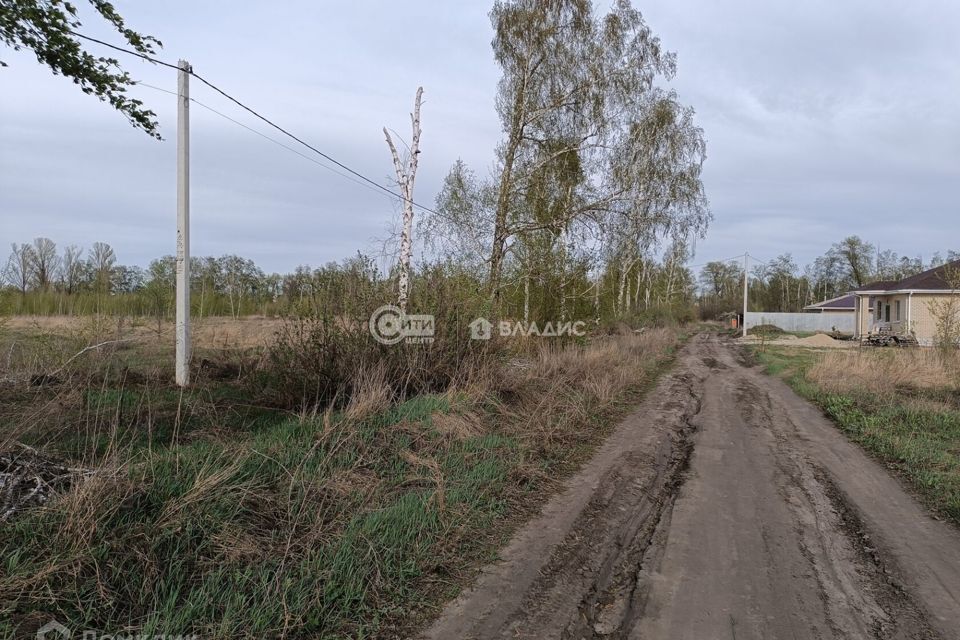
[
  {"x1": 885, "y1": 304, "x2": 890, "y2": 322},
  {"x1": 876, "y1": 300, "x2": 882, "y2": 320},
  {"x1": 895, "y1": 300, "x2": 901, "y2": 321}
]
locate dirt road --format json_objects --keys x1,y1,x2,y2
[{"x1": 422, "y1": 333, "x2": 960, "y2": 640}]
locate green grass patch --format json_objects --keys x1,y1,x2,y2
[
  {"x1": 754, "y1": 347, "x2": 960, "y2": 524},
  {"x1": 0, "y1": 403, "x2": 518, "y2": 638}
]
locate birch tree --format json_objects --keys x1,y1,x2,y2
[
  {"x1": 383, "y1": 87, "x2": 423, "y2": 313},
  {"x1": 428, "y1": 0, "x2": 708, "y2": 317}
]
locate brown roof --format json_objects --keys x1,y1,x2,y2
[
  {"x1": 891, "y1": 259, "x2": 960, "y2": 290},
  {"x1": 852, "y1": 280, "x2": 897, "y2": 292},
  {"x1": 852, "y1": 259, "x2": 960, "y2": 293}
]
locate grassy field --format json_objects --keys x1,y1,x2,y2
[
  {"x1": 754, "y1": 345, "x2": 960, "y2": 524},
  {"x1": 0, "y1": 315, "x2": 689, "y2": 638}
]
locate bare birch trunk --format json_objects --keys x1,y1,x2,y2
[
  {"x1": 524, "y1": 271, "x2": 530, "y2": 323},
  {"x1": 593, "y1": 276, "x2": 601, "y2": 325},
  {"x1": 489, "y1": 66, "x2": 531, "y2": 306},
  {"x1": 558, "y1": 231, "x2": 569, "y2": 322},
  {"x1": 665, "y1": 259, "x2": 677, "y2": 305},
  {"x1": 617, "y1": 265, "x2": 628, "y2": 316},
  {"x1": 634, "y1": 264, "x2": 642, "y2": 313},
  {"x1": 384, "y1": 87, "x2": 424, "y2": 314}
]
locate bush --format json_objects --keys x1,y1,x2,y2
[
  {"x1": 751, "y1": 323, "x2": 784, "y2": 337},
  {"x1": 256, "y1": 302, "x2": 496, "y2": 411}
]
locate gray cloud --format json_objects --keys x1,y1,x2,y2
[{"x1": 1, "y1": 0, "x2": 957, "y2": 273}]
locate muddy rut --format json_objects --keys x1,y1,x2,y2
[{"x1": 422, "y1": 333, "x2": 960, "y2": 640}]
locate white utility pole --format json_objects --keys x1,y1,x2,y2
[
  {"x1": 742, "y1": 252, "x2": 749, "y2": 337},
  {"x1": 175, "y1": 60, "x2": 192, "y2": 386}
]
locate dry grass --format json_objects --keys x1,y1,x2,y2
[
  {"x1": 343, "y1": 363, "x2": 394, "y2": 422},
  {"x1": 4, "y1": 314, "x2": 286, "y2": 351},
  {"x1": 0, "y1": 319, "x2": 687, "y2": 638},
  {"x1": 757, "y1": 345, "x2": 960, "y2": 524},
  {"x1": 807, "y1": 349, "x2": 960, "y2": 394}
]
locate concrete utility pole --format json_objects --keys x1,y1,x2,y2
[
  {"x1": 742, "y1": 252, "x2": 749, "y2": 338},
  {"x1": 176, "y1": 60, "x2": 192, "y2": 386}
]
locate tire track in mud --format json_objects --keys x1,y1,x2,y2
[
  {"x1": 500, "y1": 369, "x2": 706, "y2": 639},
  {"x1": 422, "y1": 339, "x2": 710, "y2": 640},
  {"x1": 422, "y1": 334, "x2": 958, "y2": 640},
  {"x1": 735, "y1": 378, "x2": 940, "y2": 639},
  {"x1": 558, "y1": 375, "x2": 703, "y2": 639}
]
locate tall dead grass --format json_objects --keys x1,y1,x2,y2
[
  {"x1": 807, "y1": 349, "x2": 959, "y2": 394},
  {"x1": 0, "y1": 317, "x2": 685, "y2": 638},
  {"x1": 468, "y1": 328, "x2": 677, "y2": 461}
]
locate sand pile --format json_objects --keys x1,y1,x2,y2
[
  {"x1": 739, "y1": 332, "x2": 853, "y2": 349},
  {"x1": 793, "y1": 333, "x2": 842, "y2": 347}
]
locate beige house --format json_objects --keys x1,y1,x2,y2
[{"x1": 852, "y1": 260, "x2": 960, "y2": 345}]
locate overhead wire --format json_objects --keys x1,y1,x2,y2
[
  {"x1": 133, "y1": 82, "x2": 395, "y2": 200},
  {"x1": 683, "y1": 253, "x2": 748, "y2": 271},
  {"x1": 74, "y1": 31, "x2": 441, "y2": 215},
  {"x1": 68, "y1": 30, "x2": 180, "y2": 70}
]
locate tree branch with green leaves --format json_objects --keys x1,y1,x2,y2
[{"x1": 0, "y1": 0, "x2": 163, "y2": 137}]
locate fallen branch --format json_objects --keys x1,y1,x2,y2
[
  {"x1": 49, "y1": 338, "x2": 135, "y2": 377},
  {"x1": 0, "y1": 337, "x2": 135, "y2": 386},
  {"x1": 1, "y1": 447, "x2": 93, "y2": 522}
]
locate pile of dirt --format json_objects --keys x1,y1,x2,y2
[
  {"x1": 738, "y1": 332, "x2": 853, "y2": 349},
  {"x1": 0, "y1": 449, "x2": 88, "y2": 522},
  {"x1": 752, "y1": 324, "x2": 785, "y2": 336},
  {"x1": 792, "y1": 333, "x2": 843, "y2": 348}
]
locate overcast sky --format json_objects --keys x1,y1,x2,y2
[{"x1": 1, "y1": 0, "x2": 957, "y2": 274}]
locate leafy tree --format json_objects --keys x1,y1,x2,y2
[
  {"x1": 112, "y1": 264, "x2": 145, "y2": 292},
  {"x1": 217, "y1": 254, "x2": 264, "y2": 318},
  {"x1": 0, "y1": 0, "x2": 162, "y2": 137},
  {"x1": 833, "y1": 235, "x2": 875, "y2": 288},
  {"x1": 698, "y1": 261, "x2": 741, "y2": 318},
  {"x1": 143, "y1": 255, "x2": 174, "y2": 332},
  {"x1": 430, "y1": 0, "x2": 708, "y2": 318}
]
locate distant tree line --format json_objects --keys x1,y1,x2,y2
[
  {"x1": 697, "y1": 235, "x2": 960, "y2": 318},
  {"x1": 0, "y1": 235, "x2": 704, "y2": 326},
  {"x1": 1, "y1": 237, "x2": 281, "y2": 319}
]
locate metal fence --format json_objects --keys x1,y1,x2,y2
[{"x1": 745, "y1": 312, "x2": 855, "y2": 333}]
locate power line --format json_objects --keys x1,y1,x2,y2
[
  {"x1": 187, "y1": 70, "x2": 433, "y2": 210},
  {"x1": 746, "y1": 253, "x2": 779, "y2": 268},
  {"x1": 684, "y1": 253, "x2": 748, "y2": 271},
  {"x1": 69, "y1": 30, "x2": 180, "y2": 70},
  {"x1": 73, "y1": 31, "x2": 441, "y2": 215},
  {"x1": 134, "y1": 82, "x2": 396, "y2": 199}
]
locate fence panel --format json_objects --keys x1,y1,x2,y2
[{"x1": 744, "y1": 312, "x2": 855, "y2": 333}]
